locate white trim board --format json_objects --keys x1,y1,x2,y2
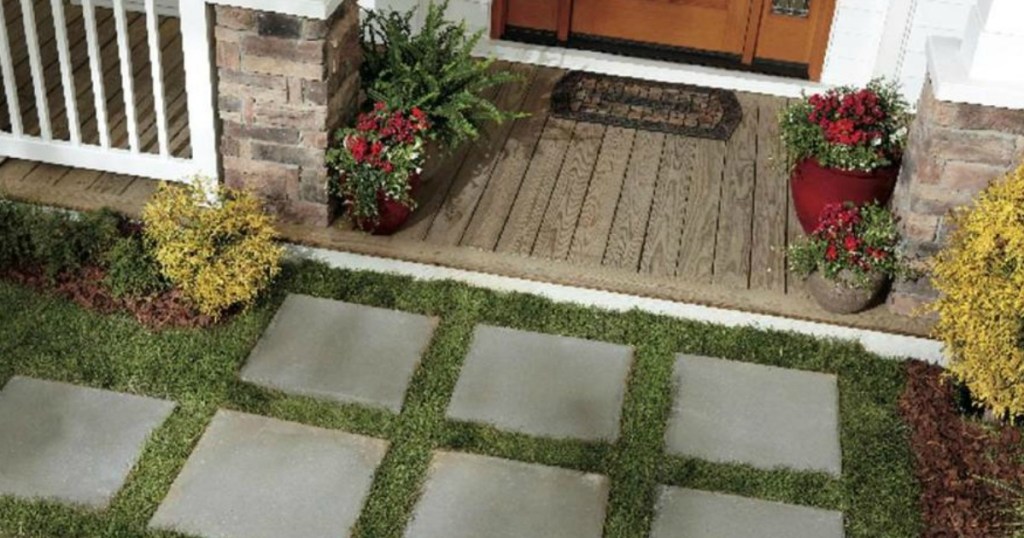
[
  {"x1": 474, "y1": 39, "x2": 827, "y2": 99},
  {"x1": 287, "y1": 244, "x2": 946, "y2": 365}
]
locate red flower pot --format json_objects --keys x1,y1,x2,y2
[
  {"x1": 790, "y1": 158, "x2": 900, "y2": 233},
  {"x1": 353, "y1": 173, "x2": 421, "y2": 235}
]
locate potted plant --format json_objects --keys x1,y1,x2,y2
[
  {"x1": 327, "y1": 103, "x2": 431, "y2": 234},
  {"x1": 361, "y1": 0, "x2": 523, "y2": 151},
  {"x1": 780, "y1": 79, "x2": 910, "y2": 233},
  {"x1": 788, "y1": 202, "x2": 910, "y2": 314}
]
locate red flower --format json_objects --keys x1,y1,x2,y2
[
  {"x1": 843, "y1": 235, "x2": 860, "y2": 252},
  {"x1": 825, "y1": 242, "x2": 839, "y2": 262}
]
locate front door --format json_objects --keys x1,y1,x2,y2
[
  {"x1": 571, "y1": 0, "x2": 755, "y2": 56},
  {"x1": 492, "y1": 0, "x2": 836, "y2": 80}
]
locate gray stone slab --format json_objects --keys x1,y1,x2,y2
[
  {"x1": 650, "y1": 487, "x2": 845, "y2": 538},
  {"x1": 240, "y1": 294, "x2": 437, "y2": 412},
  {"x1": 0, "y1": 376, "x2": 176, "y2": 508},
  {"x1": 150, "y1": 410, "x2": 388, "y2": 538},
  {"x1": 447, "y1": 325, "x2": 632, "y2": 441},
  {"x1": 665, "y1": 354, "x2": 842, "y2": 475},
  {"x1": 405, "y1": 451, "x2": 609, "y2": 538}
]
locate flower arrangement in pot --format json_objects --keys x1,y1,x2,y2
[
  {"x1": 327, "y1": 102, "x2": 430, "y2": 235},
  {"x1": 788, "y1": 202, "x2": 911, "y2": 314},
  {"x1": 780, "y1": 79, "x2": 910, "y2": 233}
]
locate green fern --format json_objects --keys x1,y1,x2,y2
[{"x1": 361, "y1": 0, "x2": 523, "y2": 149}]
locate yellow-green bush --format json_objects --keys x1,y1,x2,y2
[
  {"x1": 142, "y1": 179, "x2": 283, "y2": 318},
  {"x1": 932, "y1": 164, "x2": 1024, "y2": 417}
]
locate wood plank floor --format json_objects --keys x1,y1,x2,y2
[{"x1": 0, "y1": 59, "x2": 932, "y2": 336}]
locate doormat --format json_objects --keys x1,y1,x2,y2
[{"x1": 550, "y1": 71, "x2": 743, "y2": 140}]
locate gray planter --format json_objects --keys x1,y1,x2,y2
[{"x1": 807, "y1": 270, "x2": 889, "y2": 315}]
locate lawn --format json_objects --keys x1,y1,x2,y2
[{"x1": 0, "y1": 259, "x2": 920, "y2": 537}]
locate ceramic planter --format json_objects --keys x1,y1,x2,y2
[
  {"x1": 352, "y1": 173, "x2": 421, "y2": 235},
  {"x1": 790, "y1": 158, "x2": 900, "y2": 233},
  {"x1": 806, "y1": 269, "x2": 889, "y2": 315}
]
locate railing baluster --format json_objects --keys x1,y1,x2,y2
[
  {"x1": 112, "y1": 0, "x2": 139, "y2": 152},
  {"x1": 81, "y1": 0, "x2": 110, "y2": 148},
  {"x1": 20, "y1": 0, "x2": 52, "y2": 140},
  {"x1": 145, "y1": 0, "x2": 168, "y2": 157},
  {"x1": 180, "y1": 0, "x2": 220, "y2": 180},
  {"x1": 0, "y1": 1, "x2": 23, "y2": 136},
  {"x1": 51, "y1": 0, "x2": 81, "y2": 145}
]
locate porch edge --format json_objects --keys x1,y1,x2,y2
[{"x1": 287, "y1": 244, "x2": 946, "y2": 365}]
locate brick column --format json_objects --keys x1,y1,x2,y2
[
  {"x1": 889, "y1": 81, "x2": 1024, "y2": 315},
  {"x1": 214, "y1": 1, "x2": 361, "y2": 226}
]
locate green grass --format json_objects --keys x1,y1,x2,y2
[{"x1": 0, "y1": 259, "x2": 921, "y2": 537}]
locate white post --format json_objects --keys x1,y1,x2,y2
[
  {"x1": 179, "y1": 0, "x2": 220, "y2": 181},
  {"x1": 20, "y1": 0, "x2": 52, "y2": 140},
  {"x1": 82, "y1": 0, "x2": 111, "y2": 148},
  {"x1": 145, "y1": 0, "x2": 170, "y2": 157},
  {"x1": 113, "y1": 0, "x2": 140, "y2": 152},
  {"x1": 51, "y1": 0, "x2": 82, "y2": 145},
  {"x1": 0, "y1": 2, "x2": 23, "y2": 136},
  {"x1": 926, "y1": 0, "x2": 1024, "y2": 109}
]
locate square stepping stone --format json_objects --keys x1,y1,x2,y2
[
  {"x1": 405, "y1": 451, "x2": 609, "y2": 538},
  {"x1": 0, "y1": 376, "x2": 175, "y2": 508},
  {"x1": 447, "y1": 325, "x2": 633, "y2": 441},
  {"x1": 650, "y1": 486, "x2": 844, "y2": 538},
  {"x1": 150, "y1": 410, "x2": 388, "y2": 538},
  {"x1": 240, "y1": 294, "x2": 437, "y2": 412},
  {"x1": 665, "y1": 355, "x2": 841, "y2": 475}
]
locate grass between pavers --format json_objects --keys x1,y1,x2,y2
[{"x1": 0, "y1": 259, "x2": 921, "y2": 538}]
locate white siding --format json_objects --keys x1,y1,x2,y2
[
  {"x1": 820, "y1": 0, "x2": 888, "y2": 86},
  {"x1": 897, "y1": 0, "x2": 973, "y2": 101}
]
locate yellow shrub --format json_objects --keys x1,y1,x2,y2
[
  {"x1": 931, "y1": 164, "x2": 1024, "y2": 417},
  {"x1": 142, "y1": 178, "x2": 283, "y2": 319}
]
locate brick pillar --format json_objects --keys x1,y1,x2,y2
[
  {"x1": 214, "y1": 1, "x2": 361, "y2": 226},
  {"x1": 888, "y1": 80, "x2": 1024, "y2": 315}
]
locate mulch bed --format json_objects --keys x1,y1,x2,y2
[
  {"x1": 900, "y1": 360, "x2": 1024, "y2": 537},
  {"x1": 3, "y1": 266, "x2": 215, "y2": 330},
  {"x1": 550, "y1": 71, "x2": 743, "y2": 140}
]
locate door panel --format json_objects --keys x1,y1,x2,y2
[
  {"x1": 506, "y1": 0, "x2": 559, "y2": 32},
  {"x1": 571, "y1": 0, "x2": 755, "y2": 55},
  {"x1": 754, "y1": 0, "x2": 837, "y2": 78}
]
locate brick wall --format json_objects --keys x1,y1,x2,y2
[
  {"x1": 215, "y1": 1, "x2": 361, "y2": 226},
  {"x1": 889, "y1": 79, "x2": 1024, "y2": 315}
]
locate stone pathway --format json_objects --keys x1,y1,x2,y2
[
  {"x1": 405, "y1": 451, "x2": 609, "y2": 538},
  {"x1": 0, "y1": 377, "x2": 175, "y2": 509},
  {"x1": 150, "y1": 410, "x2": 387, "y2": 538},
  {"x1": 240, "y1": 294, "x2": 438, "y2": 412},
  {"x1": 447, "y1": 325, "x2": 633, "y2": 441},
  {"x1": 664, "y1": 354, "x2": 842, "y2": 476},
  {"x1": 0, "y1": 293, "x2": 846, "y2": 537}
]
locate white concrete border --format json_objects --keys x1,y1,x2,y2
[
  {"x1": 928, "y1": 36, "x2": 1024, "y2": 109},
  {"x1": 287, "y1": 244, "x2": 946, "y2": 365}
]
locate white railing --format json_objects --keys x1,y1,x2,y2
[{"x1": 0, "y1": 0, "x2": 217, "y2": 182}]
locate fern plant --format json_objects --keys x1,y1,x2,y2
[{"x1": 361, "y1": 0, "x2": 522, "y2": 149}]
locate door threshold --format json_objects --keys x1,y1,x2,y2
[
  {"x1": 473, "y1": 36, "x2": 828, "y2": 98},
  {"x1": 504, "y1": 26, "x2": 810, "y2": 80}
]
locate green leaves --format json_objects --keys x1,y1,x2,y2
[{"x1": 360, "y1": 0, "x2": 524, "y2": 149}]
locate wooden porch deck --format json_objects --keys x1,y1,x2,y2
[{"x1": 0, "y1": 58, "x2": 932, "y2": 336}]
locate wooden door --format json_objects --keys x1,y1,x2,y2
[
  {"x1": 570, "y1": 0, "x2": 758, "y2": 55},
  {"x1": 752, "y1": 0, "x2": 837, "y2": 80}
]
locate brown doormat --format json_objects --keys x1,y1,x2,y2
[{"x1": 550, "y1": 71, "x2": 743, "y2": 141}]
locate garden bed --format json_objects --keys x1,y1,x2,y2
[{"x1": 900, "y1": 360, "x2": 1024, "y2": 538}]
